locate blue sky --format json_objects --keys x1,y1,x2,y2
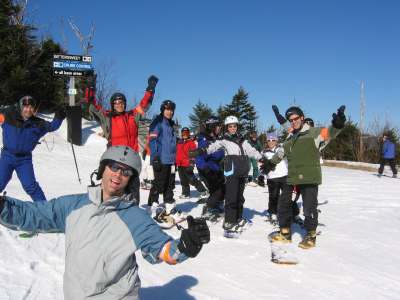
[{"x1": 32, "y1": 0, "x2": 400, "y2": 130}]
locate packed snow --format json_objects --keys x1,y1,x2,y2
[{"x1": 0, "y1": 117, "x2": 399, "y2": 300}]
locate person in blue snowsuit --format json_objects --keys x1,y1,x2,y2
[
  {"x1": 378, "y1": 133, "x2": 398, "y2": 178},
  {"x1": 195, "y1": 116, "x2": 226, "y2": 220},
  {"x1": 0, "y1": 96, "x2": 65, "y2": 201}
]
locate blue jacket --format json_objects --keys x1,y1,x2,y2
[
  {"x1": 149, "y1": 115, "x2": 176, "y2": 165},
  {"x1": 382, "y1": 140, "x2": 396, "y2": 159},
  {"x1": 0, "y1": 186, "x2": 187, "y2": 300},
  {"x1": 195, "y1": 133, "x2": 224, "y2": 172},
  {"x1": 0, "y1": 108, "x2": 63, "y2": 155}
]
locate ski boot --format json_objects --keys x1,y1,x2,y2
[
  {"x1": 298, "y1": 230, "x2": 317, "y2": 249},
  {"x1": 237, "y1": 217, "x2": 253, "y2": 230},
  {"x1": 202, "y1": 205, "x2": 223, "y2": 222},
  {"x1": 223, "y1": 221, "x2": 242, "y2": 238},
  {"x1": 269, "y1": 227, "x2": 292, "y2": 243}
]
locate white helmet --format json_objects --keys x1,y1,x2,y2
[{"x1": 224, "y1": 115, "x2": 239, "y2": 126}]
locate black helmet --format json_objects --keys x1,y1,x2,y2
[
  {"x1": 19, "y1": 95, "x2": 37, "y2": 110},
  {"x1": 205, "y1": 116, "x2": 220, "y2": 130},
  {"x1": 285, "y1": 106, "x2": 304, "y2": 120},
  {"x1": 304, "y1": 117, "x2": 314, "y2": 127},
  {"x1": 110, "y1": 92, "x2": 127, "y2": 111},
  {"x1": 160, "y1": 100, "x2": 176, "y2": 113},
  {"x1": 181, "y1": 127, "x2": 190, "y2": 133}
]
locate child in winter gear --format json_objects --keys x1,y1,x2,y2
[
  {"x1": 194, "y1": 116, "x2": 262, "y2": 236},
  {"x1": 0, "y1": 146, "x2": 210, "y2": 300},
  {"x1": 267, "y1": 105, "x2": 346, "y2": 248},
  {"x1": 194, "y1": 116, "x2": 226, "y2": 221},
  {"x1": 378, "y1": 133, "x2": 397, "y2": 177},
  {"x1": 0, "y1": 96, "x2": 65, "y2": 201},
  {"x1": 262, "y1": 132, "x2": 289, "y2": 224},
  {"x1": 147, "y1": 100, "x2": 178, "y2": 216},
  {"x1": 176, "y1": 127, "x2": 207, "y2": 198}
]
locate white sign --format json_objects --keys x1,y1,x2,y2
[{"x1": 68, "y1": 88, "x2": 77, "y2": 95}]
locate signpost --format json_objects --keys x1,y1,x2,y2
[{"x1": 52, "y1": 54, "x2": 94, "y2": 147}]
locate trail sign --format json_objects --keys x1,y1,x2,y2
[{"x1": 53, "y1": 54, "x2": 93, "y2": 77}]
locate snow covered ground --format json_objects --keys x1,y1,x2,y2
[{"x1": 0, "y1": 117, "x2": 399, "y2": 300}]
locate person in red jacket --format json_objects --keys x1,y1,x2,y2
[
  {"x1": 87, "y1": 75, "x2": 158, "y2": 152},
  {"x1": 176, "y1": 127, "x2": 208, "y2": 199},
  {"x1": 86, "y1": 75, "x2": 158, "y2": 204}
]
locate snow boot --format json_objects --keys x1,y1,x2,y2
[
  {"x1": 269, "y1": 227, "x2": 292, "y2": 243},
  {"x1": 202, "y1": 206, "x2": 223, "y2": 222},
  {"x1": 298, "y1": 230, "x2": 317, "y2": 249},
  {"x1": 223, "y1": 221, "x2": 242, "y2": 238}
]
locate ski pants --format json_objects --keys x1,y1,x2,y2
[
  {"x1": 278, "y1": 184, "x2": 318, "y2": 231},
  {"x1": 148, "y1": 164, "x2": 175, "y2": 206},
  {"x1": 267, "y1": 177, "x2": 299, "y2": 216},
  {"x1": 249, "y1": 158, "x2": 260, "y2": 180},
  {"x1": 177, "y1": 166, "x2": 206, "y2": 197},
  {"x1": 0, "y1": 151, "x2": 46, "y2": 201},
  {"x1": 378, "y1": 158, "x2": 398, "y2": 175},
  {"x1": 198, "y1": 168, "x2": 225, "y2": 209},
  {"x1": 224, "y1": 175, "x2": 246, "y2": 224}
]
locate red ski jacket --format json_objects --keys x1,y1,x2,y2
[
  {"x1": 89, "y1": 91, "x2": 153, "y2": 152},
  {"x1": 176, "y1": 138, "x2": 197, "y2": 167}
]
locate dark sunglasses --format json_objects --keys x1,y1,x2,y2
[
  {"x1": 22, "y1": 98, "x2": 35, "y2": 106},
  {"x1": 267, "y1": 139, "x2": 277, "y2": 142},
  {"x1": 107, "y1": 162, "x2": 134, "y2": 177},
  {"x1": 288, "y1": 116, "x2": 301, "y2": 123}
]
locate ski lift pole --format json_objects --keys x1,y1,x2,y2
[{"x1": 70, "y1": 142, "x2": 81, "y2": 184}]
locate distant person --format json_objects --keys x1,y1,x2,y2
[
  {"x1": 0, "y1": 96, "x2": 65, "y2": 201},
  {"x1": 378, "y1": 133, "x2": 397, "y2": 178},
  {"x1": 0, "y1": 146, "x2": 210, "y2": 300},
  {"x1": 176, "y1": 127, "x2": 208, "y2": 199},
  {"x1": 247, "y1": 130, "x2": 262, "y2": 186}
]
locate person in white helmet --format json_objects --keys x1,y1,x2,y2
[{"x1": 191, "y1": 115, "x2": 262, "y2": 238}]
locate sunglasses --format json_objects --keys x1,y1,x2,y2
[
  {"x1": 22, "y1": 98, "x2": 35, "y2": 106},
  {"x1": 267, "y1": 139, "x2": 277, "y2": 142},
  {"x1": 107, "y1": 162, "x2": 134, "y2": 177},
  {"x1": 288, "y1": 116, "x2": 301, "y2": 123}
]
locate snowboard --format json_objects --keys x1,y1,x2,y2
[{"x1": 268, "y1": 232, "x2": 299, "y2": 265}]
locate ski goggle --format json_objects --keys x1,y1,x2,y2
[
  {"x1": 107, "y1": 162, "x2": 134, "y2": 177},
  {"x1": 113, "y1": 99, "x2": 125, "y2": 105},
  {"x1": 21, "y1": 96, "x2": 36, "y2": 107}
]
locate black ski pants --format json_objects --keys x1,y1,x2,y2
[
  {"x1": 267, "y1": 177, "x2": 299, "y2": 217},
  {"x1": 177, "y1": 166, "x2": 206, "y2": 196},
  {"x1": 378, "y1": 158, "x2": 398, "y2": 175},
  {"x1": 278, "y1": 184, "x2": 318, "y2": 231},
  {"x1": 148, "y1": 164, "x2": 175, "y2": 206},
  {"x1": 224, "y1": 175, "x2": 246, "y2": 224},
  {"x1": 198, "y1": 169, "x2": 225, "y2": 209}
]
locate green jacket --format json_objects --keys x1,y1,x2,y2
[{"x1": 272, "y1": 124, "x2": 341, "y2": 185}]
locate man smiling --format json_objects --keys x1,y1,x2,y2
[{"x1": 0, "y1": 146, "x2": 210, "y2": 300}]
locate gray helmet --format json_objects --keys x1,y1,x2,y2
[{"x1": 97, "y1": 146, "x2": 142, "y2": 180}]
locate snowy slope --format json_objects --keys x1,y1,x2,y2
[{"x1": 0, "y1": 117, "x2": 399, "y2": 300}]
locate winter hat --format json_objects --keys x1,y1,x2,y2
[
  {"x1": 19, "y1": 95, "x2": 37, "y2": 111},
  {"x1": 266, "y1": 132, "x2": 278, "y2": 141}
]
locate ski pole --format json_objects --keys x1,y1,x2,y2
[{"x1": 71, "y1": 143, "x2": 81, "y2": 184}]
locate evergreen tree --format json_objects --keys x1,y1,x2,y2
[
  {"x1": 189, "y1": 100, "x2": 213, "y2": 132},
  {"x1": 217, "y1": 87, "x2": 258, "y2": 135},
  {"x1": 0, "y1": 0, "x2": 66, "y2": 110}
]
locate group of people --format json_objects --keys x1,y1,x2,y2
[{"x1": 5, "y1": 73, "x2": 398, "y2": 298}]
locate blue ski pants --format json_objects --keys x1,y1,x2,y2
[{"x1": 0, "y1": 151, "x2": 46, "y2": 201}]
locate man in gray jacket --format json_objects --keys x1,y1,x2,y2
[{"x1": 0, "y1": 146, "x2": 210, "y2": 300}]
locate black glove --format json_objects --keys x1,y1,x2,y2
[
  {"x1": 146, "y1": 75, "x2": 159, "y2": 92},
  {"x1": 178, "y1": 216, "x2": 210, "y2": 258},
  {"x1": 152, "y1": 155, "x2": 162, "y2": 172},
  {"x1": 55, "y1": 105, "x2": 67, "y2": 119},
  {"x1": 331, "y1": 105, "x2": 346, "y2": 129},
  {"x1": 142, "y1": 150, "x2": 147, "y2": 161},
  {"x1": 189, "y1": 148, "x2": 206, "y2": 158},
  {"x1": 260, "y1": 158, "x2": 276, "y2": 174},
  {"x1": 272, "y1": 105, "x2": 287, "y2": 125}
]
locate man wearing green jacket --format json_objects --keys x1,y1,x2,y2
[{"x1": 262, "y1": 105, "x2": 346, "y2": 249}]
